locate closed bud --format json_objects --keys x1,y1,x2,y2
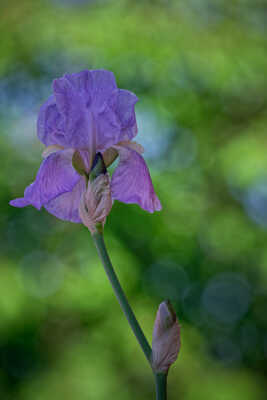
[
  {"x1": 79, "y1": 173, "x2": 112, "y2": 234},
  {"x1": 151, "y1": 300, "x2": 180, "y2": 374}
]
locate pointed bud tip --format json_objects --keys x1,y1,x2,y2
[
  {"x1": 151, "y1": 300, "x2": 180, "y2": 374},
  {"x1": 159, "y1": 300, "x2": 176, "y2": 329}
]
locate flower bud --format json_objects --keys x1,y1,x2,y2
[
  {"x1": 151, "y1": 300, "x2": 180, "y2": 374},
  {"x1": 79, "y1": 173, "x2": 112, "y2": 234}
]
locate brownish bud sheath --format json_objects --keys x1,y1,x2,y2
[
  {"x1": 151, "y1": 300, "x2": 180, "y2": 374},
  {"x1": 72, "y1": 150, "x2": 88, "y2": 176},
  {"x1": 102, "y1": 147, "x2": 118, "y2": 168},
  {"x1": 79, "y1": 173, "x2": 113, "y2": 234}
]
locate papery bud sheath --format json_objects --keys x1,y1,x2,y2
[
  {"x1": 79, "y1": 173, "x2": 112, "y2": 234},
  {"x1": 151, "y1": 300, "x2": 180, "y2": 374}
]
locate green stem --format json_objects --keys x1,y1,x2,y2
[
  {"x1": 155, "y1": 373, "x2": 167, "y2": 400},
  {"x1": 92, "y1": 231, "x2": 152, "y2": 363}
]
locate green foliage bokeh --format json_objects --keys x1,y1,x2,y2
[{"x1": 1, "y1": 0, "x2": 267, "y2": 398}]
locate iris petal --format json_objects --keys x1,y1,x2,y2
[
  {"x1": 52, "y1": 77, "x2": 92, "y2": 148},
  {"x1": 37, "y1": 95, "x2": 64, "y2": 147},
  {"x1": 88, "y1": 69, "x2": 117, "y2": 109},
  {"x1": 96, "y1": 89, "x2": 138, "y2": 151},
  {"x1": 37, "y1": 70, "x2": 138, "y2": 152},
  {"x1": 11, "y1": 70, "x2": 152, "y2": 223},
  {"x1": 45, "y1": 178, "x2": 86, "y2": 223},
  {"x1": 10, "y1": 149, "x2": 80, "y2": 210},
  {"x1": 111, "y1": 145, "x2": 162, "y2": 213}
]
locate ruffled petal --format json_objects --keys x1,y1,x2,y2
[
  {"x1": 111, "y1": 90, "x2": 138, "y2": 140},
  {"x1": 10, "y1": 149, "x2": 80, "y2": 210},
  {"x1": 52, "y1": 77, "x2": 92, "y2": 148},
  {"x1": 45, "y1": 178, "x2": 86, "y2": 223},
  {"x1": 110, "y1": 145, "x2": 161, "y2": 213},
  {"x1": 37, "y1": 96, "x2": 65, "y2": 147},
  {"x1": 96, "y1": 89, "x2": 138, "y2": 151},
  {"x1": 88, "y1": 70, "x2": 117, "y2": 109},
  {"x1": 37, "y1": 70, "x2": 138, "y2": 152},
  {"x1": 64, "y1": 70, "x2": 91, "y2": 93}
]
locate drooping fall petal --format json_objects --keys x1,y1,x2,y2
[
  {"x1": 111, "y1": 145, "x2": 162, "y2": 213},
  {"x1": 10, "y1": 149, "x2": 80, "y2": 210},
  {"x1": 45, "y1": 178, "x2": 86, "y2": 223}
]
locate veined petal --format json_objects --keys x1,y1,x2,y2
[
  {"x1": 64, "y1": 70, "x2": 90, "y2": 93},
  {"x1": 10, "y1": 149, "x2": 80, "y2": 210},
  {"x1": 52, "y1": 77, "x2": 91, "y2": 148},
  {"x1": 65, "y1": 69, "x2": 117, "y2": 111},
  {"x1": 88, "y1": 70, "x2": 117, "y2": 109},
  {"x1": 111, "y1": 146, "x2": 162, "y2": 213},
  {"x1": 37, "y1": 73, "x2": 92, "y2": 149},
  {"x1": 37, "y1": 96, "x2": 65, "y2": 147},
  {"x1": 37, "y1": 70, "x2": 138, "y2": 153},
  {"x1": 96, "y1": 89, "x2": 138, "y2": 151},
  {"x1": 110, "y1": 90, "x2": 138, "y2": 137},
  {"x1": 45, "y1": 178, "x2": 86, "y2": 223}
]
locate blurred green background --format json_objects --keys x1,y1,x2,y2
[{"x1": 1, "y1": 0, "x2": 267, "y2": 398}]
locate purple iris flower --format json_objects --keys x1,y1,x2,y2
[{"x1": 10, "y1": 70, "x2": 161, "y2": 222}]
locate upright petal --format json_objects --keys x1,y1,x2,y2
[
  {"x1": 45, "y1": 178, "x2": 86, "y2": 223},
  {"x1": 52, "y1": 77, "x2": 92, "y2": 148},
  {"x1": 10, "y1": 149, "x2": 80, "y2": 210},
  {"x1": 64, "y1": 69, "x2": 117, "y2": 111},
  {"x1": 88, "y1": 70, "x2": 117, "y2": 109},
  {"x1": 111, "y1": 145, "x2": 162, "y2": 213},
  {"x1": 111, "y1": 89, "x2": 138, "y2": 140},
  {"x1": 64, "y1": 70, "x2": 90, "y2": 93},
  {"x1": 37, "y1": 96, "x2": 65, "y2": 147},
  {"x1": 96, "y1": 89, "x2": 138, "y2": 151},
  {"x1": 38, "y1": 72, "x2": 92, "y2": 148},
  {"x1": 37, "y1": 70, "x2": 138, "y2": 153}
]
